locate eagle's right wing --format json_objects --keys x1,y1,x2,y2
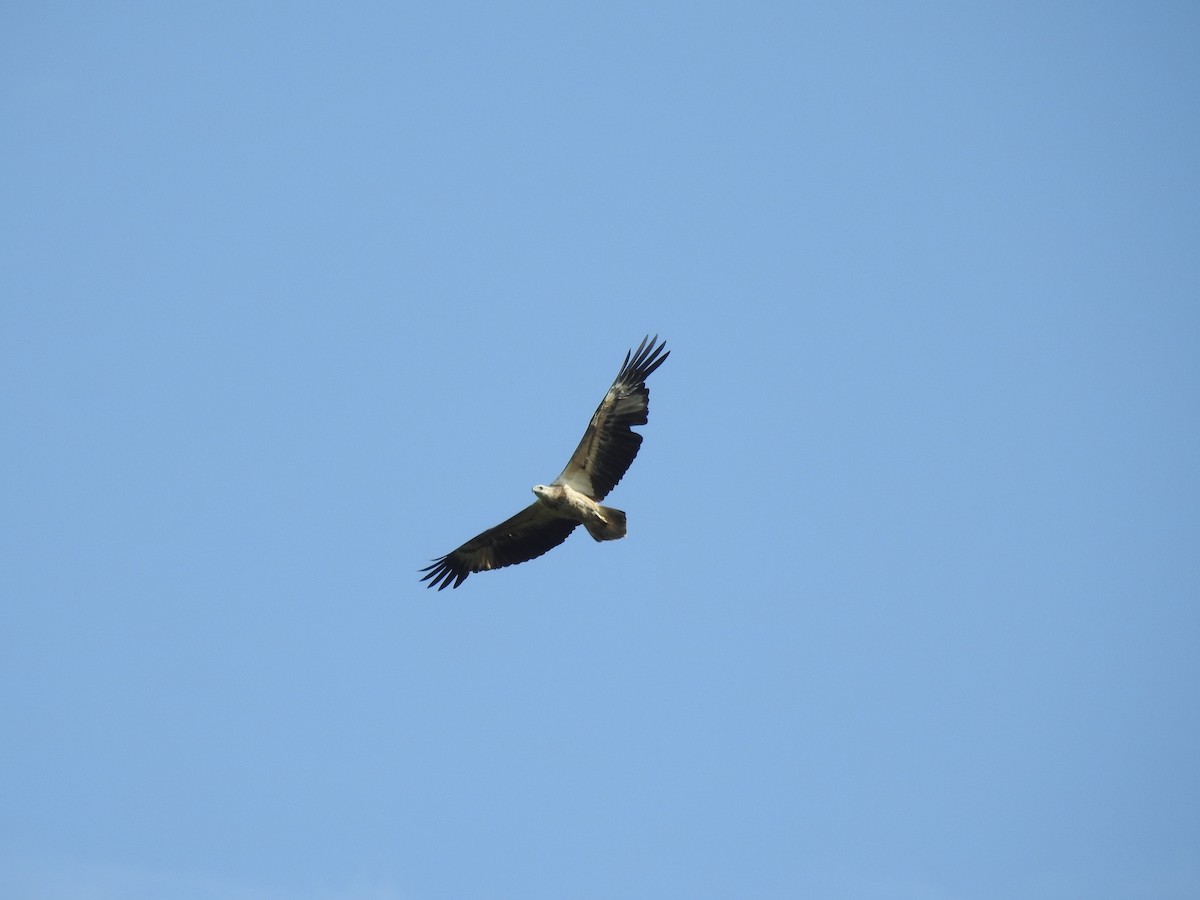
[{"x1": 420, "y1": 502, "x2": 578, "y2": 590}]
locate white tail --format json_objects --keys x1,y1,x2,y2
[{"x1": 585, "y1": 506, "x2": 627, "y2": 541}]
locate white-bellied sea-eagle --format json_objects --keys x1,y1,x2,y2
[{"x1": 420, "y1": 335, "x2": 669, "y2": 590}]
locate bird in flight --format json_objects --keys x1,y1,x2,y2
[{"x1": 420, "y1": 335, "x2": 670, "y2": 590}]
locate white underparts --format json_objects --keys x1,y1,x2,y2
[{"x1": 534, "y1": 483, "x2": 628, "y2": 541}]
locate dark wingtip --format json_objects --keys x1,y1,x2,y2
[
  {"x1": 420, "y1": 556, "x2": 466, "y2": 590},
  {"x1": 618, "y1": 334, "x2": 668, "y2": 384}
]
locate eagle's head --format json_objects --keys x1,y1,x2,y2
[{"x1": 532, "y1": 484, "x2": 562, "y2": 506}]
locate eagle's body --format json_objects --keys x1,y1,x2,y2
[
  {"x1": 420, "y1": 336, "x2": 669, "y2": 590},
  {"x1": 532, "y1": 482, "x2": 627, "y2": 542}
]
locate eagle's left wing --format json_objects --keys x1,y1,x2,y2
[
  {"x1": 553, "y1": 335, "x2": 669, "y2": 501},
  {"x1": 420, "y1": 501, "x2": 579, "y2": 590}
]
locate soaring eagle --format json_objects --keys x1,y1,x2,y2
[{"x1": 420, "y1": 335, "x2": 669, "y2": 590}]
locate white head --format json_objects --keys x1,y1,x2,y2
[{"x1": 531, "y1": 484, "x2": 548, "y2": 499}]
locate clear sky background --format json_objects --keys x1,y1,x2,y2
[{"x1": 3, "y1": 3, "x2": 1199, "y2": 899}]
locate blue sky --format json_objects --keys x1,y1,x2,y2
[{"x1": 3, "y1": 3, "x2": 1199, "y2": 898}]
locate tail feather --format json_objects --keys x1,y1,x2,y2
[{"x1": 585, "y1": 506, "x2": 627, "y2": 541}]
